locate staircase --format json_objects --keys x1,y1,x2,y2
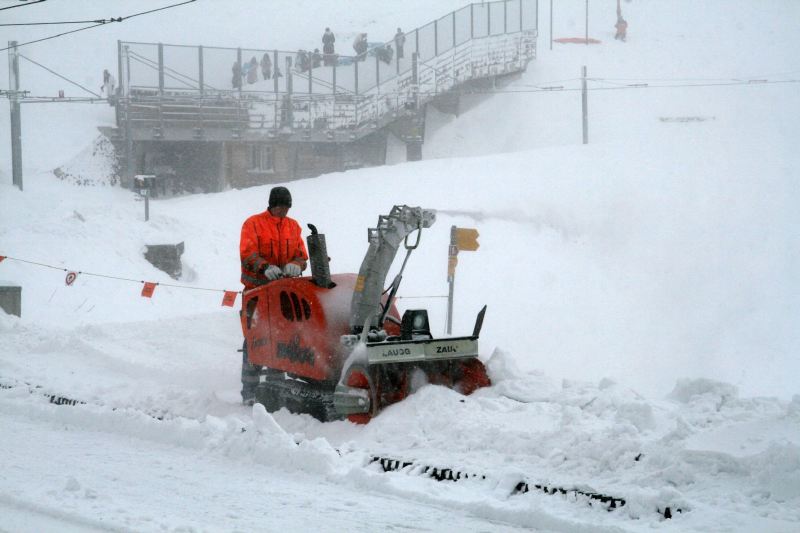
[{"x1": 115, "y1": 0, "x2": 538, "y2": 142}]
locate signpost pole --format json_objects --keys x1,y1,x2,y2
[
  {"x1": 447, "y1": 226, "x2": 457, "y2": 335},
  {"x1": 446, "y1": 226, "x2": 479, "y2": 335}
]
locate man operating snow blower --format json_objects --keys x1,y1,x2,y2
[
  {"x1": 239, "y1": 186, "x2": 308, "y2": 404},
  {"x1": 235, "y1": 203, "x2": 491, "y2": 421}
]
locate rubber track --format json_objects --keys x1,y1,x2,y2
[{"x1": 1, "y1": 378, "x2": 679, "y2": 519}]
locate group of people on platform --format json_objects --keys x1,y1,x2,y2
[
  {"x1": 352, "y1": 28, "x2": 405, "y2": 64},
  {"x1": 232, "y1": 53, "x2": 284, "y2": 89},
  {"x1": 229, "y1": 27, "x2": 407, "y2": 89}
]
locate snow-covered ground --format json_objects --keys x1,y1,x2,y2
[{"x1": 1, "y1": 1, "x2": 799, "y2": 531}]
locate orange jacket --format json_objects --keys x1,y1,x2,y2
[{"x1": 240, "y1": 210, "x2": 308, "y2": 289}]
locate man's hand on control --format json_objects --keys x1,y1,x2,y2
[
  {"x1": 283, "y1": 262, "x2": 302, "y2": 277},
  {"x1": 263, "y1": 265, "x2": 283, "y2": 281}
]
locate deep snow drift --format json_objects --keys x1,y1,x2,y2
[{"x1": 1, "y1": 0, "x2": 799, "y2": 531}]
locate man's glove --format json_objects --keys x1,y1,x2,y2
[
  {"x1": 283, "y1": 262, "x2": 302, "y2": 278},
  {"x1": 263, "y1": 264, "x2": 283, "y2": 281}
]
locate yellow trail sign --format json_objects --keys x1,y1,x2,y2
[{"x1": 454, "y1": 227, "x2": 479, "y2": 251}]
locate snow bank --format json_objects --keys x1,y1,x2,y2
[{"x1": 52, "y1": 136, "x2": 119, "y2": 187}]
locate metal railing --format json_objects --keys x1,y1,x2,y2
[{"x1": 117, "y1": 0, "x2": 538, "y2": 135}]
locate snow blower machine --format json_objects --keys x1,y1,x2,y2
[{"x1": 239, "y1": 205, "x2": 490, "y2": 423}]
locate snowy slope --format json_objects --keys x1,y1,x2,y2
[{"x1": 1, "y1": 1, "x2": 800, "y2": 532}]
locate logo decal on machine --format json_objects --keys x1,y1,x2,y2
[
  {"x1": 435, "y1": 345, "x2": 458, "y2": 354},
  {"x1": 251, "y1": 337, "x2": 269, "y2": 349},
  {"x1": 382, "y1": 347, "x2": 412, "y2": 357},
  {"x1": 277, "y1": 334, "x2": 315, "y2": 365}
]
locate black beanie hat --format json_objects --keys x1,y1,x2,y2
[{"x1": 268, "y1": 186, "x2": 292, "y2": 208}]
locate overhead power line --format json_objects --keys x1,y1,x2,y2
[
  {"x1": 8, "y1": 77, "x2": 798, "y2": 103},
  {"x1": 0, "y1": 19, "x2": 108, "y2": 27},
  {"x1": 0, "y1": 0, "x2": 196, "y2": 52},
  {"x1": 1, "y1": 21, "x2": 111, "y2": 52},
  {"x1": 469, "y1": 78, "x2": 800, "y2": 94},
  {"x1": 114, "y1": 0, "x2": 196, "y2": 22},
  {"x1": 0, "y1": 0, "x2": 46, "y2": 12}
]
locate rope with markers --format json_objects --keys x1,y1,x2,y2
[
  {"x1": 0, "y1": 254, "x2": 241, "y2": 306},
  {"x1": 0, "y1": 254, "x2": 447, "y2": 306}
]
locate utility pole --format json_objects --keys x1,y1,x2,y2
[
  {"x1": 8, "y1": 41, "x2": 23, "y2": 190},
  {"x1": 582, "y1": 65, "x2": 588, "y2": 144},
  {"x1": 585, "y1": 0, "x2": 589, "y2": 45},
  {"x1": 549, "y1": 0, "x2": 553, "y2": 50},
  {"x1": 123, "y1": 44, "x2": 135, "y2": 185}
]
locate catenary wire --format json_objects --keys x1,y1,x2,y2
[
  {"x1": 9, "y1": 77, "x2": 799, "y2": 102},
  {"x1": 0, "y1": 19, "x2": 106, "y2": 26},
  {"x1": 0, "y1": 0, "x2": 197, "y2": 52},
  {"x1": 0, "y1": 0, "x2": 46, "y2": 12},
  {"x1": 18, "y1": 53, "x2": 102, "y2": 97}
]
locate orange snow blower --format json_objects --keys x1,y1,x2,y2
[{"x1": 240, "y1": 205, "x2": 490, "y2": 423}]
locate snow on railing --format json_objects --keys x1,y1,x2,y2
[{"x1": 349, "y1": 30, "x2": 535, "y2": 130}]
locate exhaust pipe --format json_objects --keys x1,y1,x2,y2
[{"x1": 307, "y1": 223, "x2": 335, "y2": 288}]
